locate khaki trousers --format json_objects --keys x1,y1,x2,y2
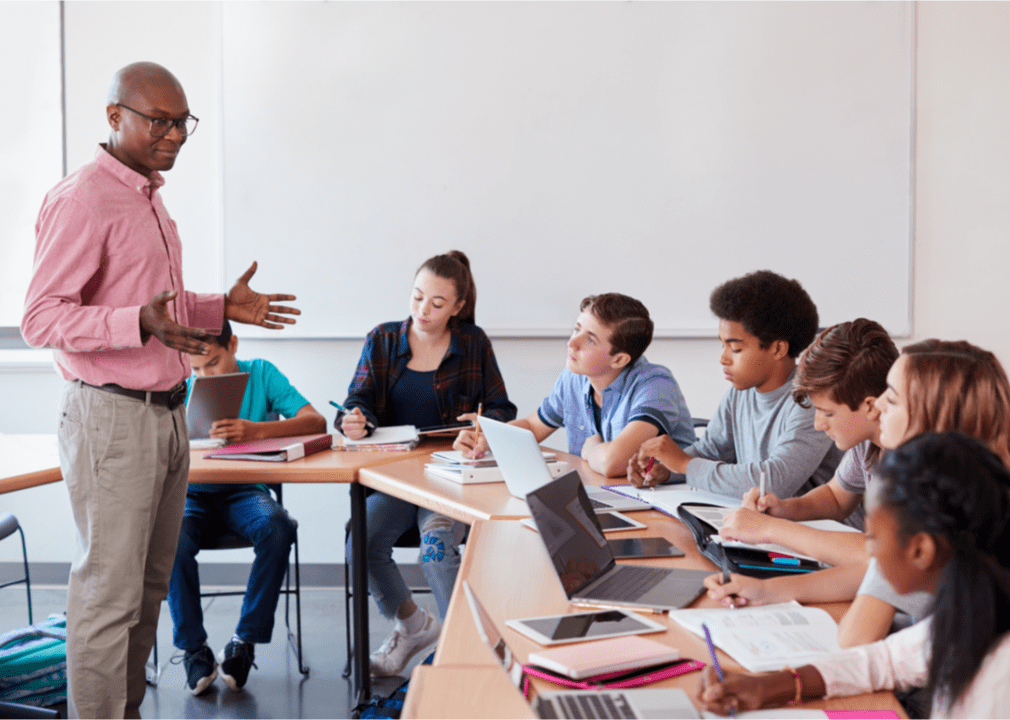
[{"x1": 59, "y1": 381, "x2": 189, "y2": 719}]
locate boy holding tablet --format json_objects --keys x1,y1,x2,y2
[
  {"x1": 629, "y1": 271, "x2": 842, "y2": 499},
  {"x1": 456, "y1": 293, "x2": 695, "y2": 477},
  {"x1": 170, "y1": 320, "x2": 326, "y2": 694}
]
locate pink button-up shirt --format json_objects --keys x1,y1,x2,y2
[{"x1": 21, "y1": 145, "x2": 224, "y2": 391}]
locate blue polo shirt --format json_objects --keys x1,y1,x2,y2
[
  {"x1": 537, "y1": 356, "x2": 696, "y2": 455},
  {"x1": 186, "y1": 358, "x2": 311, "y2": 492}
]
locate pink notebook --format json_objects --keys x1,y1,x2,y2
[{"x1": 526, "y1": 635, "x2": 680, "y2": 680}]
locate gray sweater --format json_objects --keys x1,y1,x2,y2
[{"x1": 681, "y1": 370, "x2": 842, "y2": 499}]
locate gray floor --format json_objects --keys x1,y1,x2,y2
[{"x1": 1, "y1": 582, "x2": 439, "y2": 719}]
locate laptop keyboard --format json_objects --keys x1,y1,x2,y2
[
  {"x1": 588, "y1": 565, "x2": 668, "y2": 602},
  {"x1": 537, "y1": 692, "x2": 637, "y2": 719}
]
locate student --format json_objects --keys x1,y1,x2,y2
[
  {"x1": 697, "y1": 432, "x2": 1010, "y2": 719},
  {"x1": 716, "y1": 319, "x2": 899, "y2": 567},
  {"x1": 628, "y1": 270, "x2": 841, "y2": 499},
  {"x1": 169, "y1": 320, "x2": 326, "y2": 694},
  {"x1": 337, "y1": 250, "x2": 516, "y2": 677},
  {"x1": 453, "y1": 293, "x2": 695, "y2": 477},
  {"x1": 706, "y1": 339, "x2": 1010, "y2": 650}
]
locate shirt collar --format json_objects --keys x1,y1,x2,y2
[
  {"x1": 95, "y1": 144, "x2": 166, "y2": 195},
  {"x1": 582, "y1": 355, "x2": 644, "y2": 405}
]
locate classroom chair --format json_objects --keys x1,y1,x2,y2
[
  {"x1": 0, "y1": 513, "x2": 32, "y2": 626},
  {"x1": 148, "y1": 485, "x2": 307, "y2": 685}
]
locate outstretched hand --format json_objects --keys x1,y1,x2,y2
[
  {"x1": 140, "y1": 291, "x2": 211, "y2": 354},
  {"x1": 225, "y1": 261, "x2": 300, "y2": 328}
]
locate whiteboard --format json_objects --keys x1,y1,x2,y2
[{"x1": 221, "y1": 2, "x2": 913, "y2": 339}]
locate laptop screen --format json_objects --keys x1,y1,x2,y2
[{"x1": 526, "y1": 470, "x2": 617, "y2": 598}]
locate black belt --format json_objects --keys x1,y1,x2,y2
[{"x1": 82, "y1": 381, "x2": 188, "y2": 410}]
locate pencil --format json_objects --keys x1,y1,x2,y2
[
  {"x1": 702, "y1": 623, "x2": 736, "y2": 718},
  {"x1": 473, "y1": 402, "x2": 483, "y2": 448}
]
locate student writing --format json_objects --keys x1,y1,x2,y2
[
  {"x1": 454, "y1": 293, "x2": 695, "y2": 477},
  {"x1": 337, "y1": 251, "x2": 517, "y2": 677},
  {"x1": 628, "y1": 270, "x2": 841, "y2": 498},
  {"x1": 698, "y1": 432, "x2": 1010, "y2": 719}
]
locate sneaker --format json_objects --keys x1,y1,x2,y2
[
  {"x1": 219, "y1": 640, "x2": 257, "y2": 691},
  {"x1": 182, "y1": 645, "x2": 218, "y2": 695},
  {"x1": 369, "y1": 608, "x2": 441, "y2": 677}
]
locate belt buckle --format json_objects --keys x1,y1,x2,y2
[{"x1": 168, "y1": 383, "x2": 187, "y2": 411}]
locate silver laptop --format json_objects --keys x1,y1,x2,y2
[
  {"x1": 461, "y1": 581, "x2": 703, "y2": 719},
  {"x1": 478, "y1": 417, "x2": 651, "y2": 512},
  {"x1": 186, "y1": 372, "x2": 249, "y2": 439},
  {"x1": 526, "y1": 471, "x2": 709, "y2": 613}
]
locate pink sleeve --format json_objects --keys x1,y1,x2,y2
[
  {"x1": 809, "y1": 619, "x2": 931, "y2": 698},
  {"x1": 21, "y1": 194, "x2": 143, "y2": 352}
]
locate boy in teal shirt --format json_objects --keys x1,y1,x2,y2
[{"x1": 169, "y1": 321, "x2": 326, "y2": 695}]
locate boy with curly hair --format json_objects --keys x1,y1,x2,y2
[{"x1": 629, "y1": 270, "x2": 842, "y2": 499}]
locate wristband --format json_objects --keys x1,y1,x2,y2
[{"x1": 783, "y1": 666, "x2": 802, "y2": 706}]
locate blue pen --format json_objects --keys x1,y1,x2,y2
[
  {"x1": 329, "y1": 400, "x2": 375, "y2": 429},
  {"x1": 702, "y1": 622, "x2": 736, "y2": 718}
]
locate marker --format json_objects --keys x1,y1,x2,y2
[
  {"x1": 702, "y1": 623, "x2": 736, "y2": 718},
  {"x1": 329, "y1": 400, "x2": 375, "y2": 429}
]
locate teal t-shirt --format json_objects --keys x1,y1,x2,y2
[{"x1": 187, "y1": 358, "x2": 311, "y2": 493}]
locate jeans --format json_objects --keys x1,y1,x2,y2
[
  {"x1": 168, "y1": 486, "x2": 296, "y2": 651},
  {"x1": 346, "y1": 491, "x2": 466, "y2": 620}
]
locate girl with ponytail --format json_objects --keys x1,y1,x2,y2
[{"x1": 698, "y1": 431, "x2": 1010, "y2": 718}]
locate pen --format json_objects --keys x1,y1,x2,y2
[
  {"x1": 571, "y1": 600, "x2": 667, "y2": 616},
  {"x1": 721, "y1": 551, "x2": 736, "y2": 609},
  {"x1": 702, "y1": 622, "x2": 736, "y2": 718},
  {"x1": 329, "y1": 400, "x2": 375, "y2": 429},
  {"x1": 473, "y1": 402, "x2": 483, "y2": 448}
]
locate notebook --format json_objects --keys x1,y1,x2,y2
[
  {"x1": 186, "y1": 372, "x2": 249, "y2": 440},
  {"x1": 526, "y1": 471, "x2": 710, "y2": 612},
  {"x1": 478, "y1": 417, "x2": 651, "y2": 512}
]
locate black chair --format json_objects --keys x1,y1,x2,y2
[
  {"x1": 148, "y1": 485, "x2": 307, "y2": 685},
  {"x1": 0, "y1": 513, "x2": 32, "y2": 626}
]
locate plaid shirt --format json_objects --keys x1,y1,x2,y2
[{"x1": 339, "y1": 319, "x2": 517, "y2": 430}]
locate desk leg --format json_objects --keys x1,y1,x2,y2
[{"x1": 350, "y1": 482, "x2": 371, "y2": 707}]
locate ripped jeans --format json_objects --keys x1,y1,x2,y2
[{"x1": 346, "y1": 491, "x2": 466, "y2": 620}]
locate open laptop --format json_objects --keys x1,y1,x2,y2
[
  {"x1": 478, "y1": 417, "x2": 651, "y2": 513},
  {"x1": 186, "y1": 372, "x2": 249, "y2": 439},
  {"x1": 526, "y1": 471, "x2": 710, "y2": 613},
  {"x1": 461, "y1": 580, "x2": 704, "y2": 719}
]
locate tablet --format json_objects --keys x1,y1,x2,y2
[
  {"x1": 187, "y1": 372, "x2": 249, "y2": 439},
  {"x1": 417, "y1": 420, "x2": 474, "y2": 435},
  {"x1": 506, "y1": 608, "x2": 666, "y2": 646},
  {"x1": 607, "y1": 537, "x2": 685, "y2": 559},
  {"x1": 594, "y1": 511, "x2": 647, "y2": 533}
]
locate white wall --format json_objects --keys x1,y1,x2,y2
[{"x1": 4, "y1": 2, "x2": 1010, "y2": 568}]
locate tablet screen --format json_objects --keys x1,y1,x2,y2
[{"x1": 508, "y1": 609, "x2": 663, "y2": 645}]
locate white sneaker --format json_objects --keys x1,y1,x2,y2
[{"x1": 369, "y1": 608, "x2": 441, "y2": 677}]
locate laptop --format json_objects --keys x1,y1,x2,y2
[
  {"x1": 478, "y1": 417, "x2": 651, "y2": 512},
  {"x1": 526, "y1": 471, "x2": 710, "y2": 613},
  {"x1": 186, "y1": 372, "x2": 249, "y2": 439},
  {"x1": 461, "y1": 580, "x2": 705, "y2": 719}
]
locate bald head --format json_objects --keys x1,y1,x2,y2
[{"x1": 107, "y1": 62, "x2": 186, "y2": 107}]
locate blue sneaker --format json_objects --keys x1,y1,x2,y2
[{"x1": 182, "y1": 645, "x2": 217, "y2": 695}]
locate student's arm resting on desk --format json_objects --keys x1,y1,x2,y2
[
  {"x1": 581, "y1": 420, "x2": 659, "y2": 478},
  {"x1": 704, "y1": 560, "x2": 869, "y2": 608},
  {"x1": 210, "y1": 405, "x2": 327, "y2": 443}
]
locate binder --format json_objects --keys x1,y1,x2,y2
[
  {"x1": 204, "y1": 433, "x2": 333, "y2": 462},
  {"x1": 424, "y1": 460, "x2": 567, "y2": 485}
]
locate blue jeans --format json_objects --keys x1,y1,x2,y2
[
  {"x1": 168, "y1": 486, "x2": 296, "y2": 651},
  {"x1": 346, "y1": 491, "x2": 465, "y2": 620}
]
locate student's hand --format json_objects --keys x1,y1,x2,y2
[
  {"x1": 209, "y1": 418, "x2": 260, "y2": 443},
  {"x1": 453, "y1": 413, "x2": 489, "y2": 459},
  {"x1": 637, "y1": 435, "x2": 691, "y2": 475},
  {"x1": 719, "y1": 507, "x2": 777, "y2": 545},
  {"x1": 224, "y1": 261, "x2": 301, "y2": 329},
  {"x1": 341, "y1": 407, "x2": 369, "y2": 440},
  {"x1": 627, "y1": 453, "x2": 672, "y2": 488},
  {"x1": 140, "y1": 291, "x2": 211, "y2": 354},
  {"x1": 703, "y1": 571, "x2": 772, "y2": 608},
  {"x1": 696, "y1": 666, "x2": 766, "y2": 716},
  {"x1": 740, "y1": 487, "x2": 788, "y2": 517}
]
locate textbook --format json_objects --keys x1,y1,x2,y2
[
  {"x1": 425, "y1": 459, "x2": 566, "y2": 485},
  {"x1": 607, "y1": 484, "x2": 741, "y2": 516},
  {"x1": 671, "y1": 601, "x2": 841, "y2": 673},
  {"x1": 204, "y1": 433, "x2": 333, "y2": 462},
  {"x1": 336, "y1": 425, "x2": 419, "y2": 451}
]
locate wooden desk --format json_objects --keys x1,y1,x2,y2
[
  {"x1": 0, "y1": 434, "x2": 61, "y2": 494},
  {"x1": 419, "y1": 519, "x2": 905, "y2": 719}
]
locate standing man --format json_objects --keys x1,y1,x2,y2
[{"x1": 21, "y1": 62, "x2": 300, "y2": 718}]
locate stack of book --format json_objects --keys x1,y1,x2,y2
[
  {"x1": 336, "y1": 425, "x2": 419, "y2": 452},
  {"x1": 425, "y1": 449, "x2": 559, "y2": 484}
]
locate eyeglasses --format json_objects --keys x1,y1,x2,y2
[{"x1": 116, "y1": 103, "x2": 199, "y2": 138}]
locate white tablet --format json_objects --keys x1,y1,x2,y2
[{"x1": 506, "y1": 608, "x2": 666, "y2": 646}]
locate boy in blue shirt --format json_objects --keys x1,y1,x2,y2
[
  {"x1": 169, "y1": 320, "x2": 326, "y2": 695},
  {"x1": 456, "y1": 293, "x2": 695, "y2": 476},
  {"x1": 629, "y1": 270, "x2": 842, "y2": 499}
]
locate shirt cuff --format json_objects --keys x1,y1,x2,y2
[{"x1": 109, "y1": 306, "x2": 144, "y2": 348}]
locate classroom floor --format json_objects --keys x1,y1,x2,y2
[{"x1": 1, "y1": 582, "x2": 439, "y2": 719}]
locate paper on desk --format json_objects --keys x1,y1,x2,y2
[
  {"x1": 671, "y1": 601, "x2": 840, "y2": 672},
  {"x1": 337, "y1": 425, "x2": 419, "y2": 446}
]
